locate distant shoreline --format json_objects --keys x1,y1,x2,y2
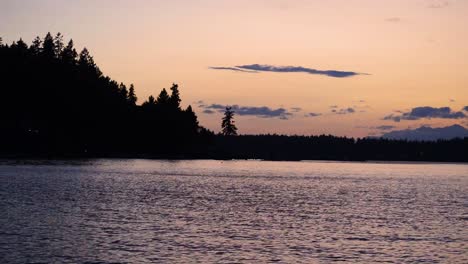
[{"x1": 1, "y1": 155, "x2": 467, "y2": 165}]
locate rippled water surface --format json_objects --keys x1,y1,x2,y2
[{"x1": 0, "y1": 159, "x2": 467, "y2": 263}]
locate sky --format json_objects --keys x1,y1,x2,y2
[{"x1": 1, "y1": 0, "x2": 468, "y2": 137}]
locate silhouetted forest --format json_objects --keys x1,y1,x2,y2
[
  {"x1": 0, "y1": 33, "x2": 213, "y2": 158},
  {"x1": 209, "y1": 135, "x2": 467, "y2": 162},
  {"x1": 1, "y1": 33, "x2": 467, "y2": 162}
]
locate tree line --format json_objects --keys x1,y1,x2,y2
[
  {"x1": 0, "y1": 33, "x2": 212, "y2": 157},
  {"x1": 1, "y1": 33, "x2": 466, "y2": 161}
]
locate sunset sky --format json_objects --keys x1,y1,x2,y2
[{"x1": 2, "y1": 0, "x2": 467, "y2": 137}]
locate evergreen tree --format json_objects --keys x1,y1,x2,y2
[
  {"x1": 78, "y1": 47, "x2": 92, "y2": 66},
  {"x1": 14, "y1": 38, "x2": 28, "y2": 52},
  {"x1": 185, "y1": 105, "x2": 199, "y2": 130},
  {"x1": 119, "y1": 83, "x2": 128, "y2": 99},
  {"x1": 78, "y1": 47, "x2": 102, "y2": 76},
  {"x1": 156, "y1": 88, "x2": 170, "y2": 105},
  {"x1": 221, "y1": 106, "x2": 238, "y2": 136},
  {"x1": 42, "y1": 32, "x2": 55, "y2": 58},
  {"x1": 128, "y1": 84, "x2": 137, "y2": 105},
  {"x1": 54, "y1": 32, "x2": 64, "y2": 58},
  {"x1": 169, "y1": 83, "x2": 181, "y2": 109},
  {"x1": 30, "y1": 36, "x2": 42, "y2": 55},
  {"x1": 0, "y1": 37, "x2": 3, "y2": 46},
  {"x1": 142, "y1": 95, "x2": 156, "y2": 107},
  {"x1": 61, "y1": 39, "x2": 78, "y2": 64}
]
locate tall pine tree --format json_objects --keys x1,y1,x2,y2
[
  {"x1": 128, "y1": 84, "x2": 137, "y2": 105},
  {"x1": 169, "y1": 83, "x2": 181, "y2": 110},
  {"x1": 42, "y1": 32, "x2": 55, "y2": 58},
  {"x1": 61, "y1": 39, "x2": 78, "y2": 64},
  {"x1": 221, "y1": 107, "x2": 238, "y2": 136}
]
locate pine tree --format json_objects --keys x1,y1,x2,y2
[
  {"x1": 221, "y1": 107, "x2": 238, "y2": 136},
  {"x1": 61, "y1": 39, "x2": 78, "y2": 64},
  {"x1": 42, "y1": 32, "x2": 55, "y2": 58},
  {"x1": 142, "y1": 95, "x2": 156, "y2": 107},
  {"x1": 169, "y1": 83, "x2": 181, "y2": 109},
  {"x1": 14, "y1": 38, "x2": 28, "y2": 52},
  {"x1": 30, "y1": 36, "x2": 42, "y2": 55},
  {"x1": 54, "y1": 33, "x2": 64, "y2": 58},
  {"x1": 156, "y1": 88, "x2": 170, "y2": 105},
  {"x1": 78, "y1": 47, "x2": 102, "y2": 76},
  {"x1": 78, "y1": 47, "x2": 92, "y2": 66},
  {"x1": 128, "y1": 84, "x2": 137, "y2": 105},
  {"x1": 185, "y1": 105, "x2": 199, "y2": 129},
  {"x1": 119, "y1": 83, "x2": 128, "y2": 99}
]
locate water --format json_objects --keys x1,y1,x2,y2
[{"x1": 0, "y1": 160, "x2": 467, "y2": 263}]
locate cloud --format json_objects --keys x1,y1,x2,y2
[
  {"x1": 209, "y1": 64, "x2": 367, "y2": 78},
  {"x1": 384, "y1": 106, "x2": 466, "y2": 122},
  {"x1": 235, "y1": 64, "x2": 365, "y2": 78},
  {"x1": 375, "y1": 125, "x2": 396, "y2": 131},
  {"x1": 209, "y1": 66, "x2": 258, "y2": 73},
  {"x1": 203, "y1": 109, "x2": 215, "y2": 114},
  {"x1": 290, "y1": 107, "x2": 302, "y2": 112},
  {"x1": 307, "y1": 112, "x2": 322, "y2": 117},
  {"x1": 463, "y1": 106, "x2": 468, "y2": 112},
  {"x1": 201, "y1": 103, "x2": 292, "y2": 119},
  {"x1": 330, "y1": 105, "x2": 338, "y2": 109},
  {"x1": 334, "y1": 107, "x2": 356, "y2": 115},
  {"x1": 385, "y1": 17, "x2": 401, "y2": 22}
]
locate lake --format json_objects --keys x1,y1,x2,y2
[{"x1": 0, "y1": 159, "x2": 467, "y2": 263}]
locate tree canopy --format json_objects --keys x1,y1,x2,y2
[
  {"x1": 0, "y1": 32, "x2": 466, "y2": 162},
  {"x1": 221, "y1": 107, "x2": 238, "y2": 136},
  {"x1": 0, "y1": 32, "x2": 212, "y2": 157}
]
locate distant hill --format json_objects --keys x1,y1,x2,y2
[{"x1": 381, "y1": 125, "x2": 468, "y2": 141}]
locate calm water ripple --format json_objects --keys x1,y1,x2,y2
[{"x1": 0, "y1": 159, "x2": 467, "y2": 263}]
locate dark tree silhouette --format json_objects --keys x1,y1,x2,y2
[
  {"x1": 128, "y1": 84, "x2": 137, "y2": 105},
  {"x1": 169, "y1": 83, "x2": 181, "y2": 110},
  {"x1": 156, "y1": 88, "x2": 170, "y2": 105},
  {"x1": 221, "y1": 107, "x2": 238, "y2": 136},
  {"x1": 0, "y1": 32, "x2": 466, "y2": 162},
  {"x1": 30, "y1": 36, "x2": 42, "y2": 55},
  {"x1": 61, "y1": 39, "x2": 77, "y2": 64},
  {"x1": 42, "y1": 32, "x2": 55, "y2": 57},
  {"x1": 54, "y1": 33, "x2": 64, "y2": 58},
  {"x1": 0, "y1": 33, "x2": 211, "y2": 158},
  {"x1": 143, "y1": 95, "x2": 156, "y2": 106}
]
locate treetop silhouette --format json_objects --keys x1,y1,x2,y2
[
  {"x1": 0, "y1": 32, "x2": 210, "y2": 157},
  {"x1": 0, "y1": 32, "x2": 466, "y2": 162},
  {"x1": 221, "y1": 107, "x2": 238, "y2": 136}
]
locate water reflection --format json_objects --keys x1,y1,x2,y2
[{"x1": 0, "y1": 160, "x2": 467, "y2": 263}]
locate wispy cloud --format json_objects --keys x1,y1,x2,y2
[
  {"x1": 201, "y1": 103, "x2": 293, "y2": 119},
  {"x1": 202, "y1": 109, "x2": 215, "y2": 114},
  {"x1": 210, "y1": 64, "x2": 367, "y2": 78},
  {"x1": 333, "y1": 107, "x2": 356, "y2": 115},
  {"x1": 384, "y1": 106, "x2": 466, "y2": 122},
  {"x1": 307, "y1": 112, "x2": 322, "y2": 117},
  {"x1": 290, "y1": 107, "x2": 302, "y2": 112},
  {"x1": 237, "y1": 64, "x2": 365, "y2": 78},
  {"x1": 208, "y1": 66, "x2": 258, "y2": 73},
  {"x1": 374, "y1": 125, "x2": 396, "y2": 131}
]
